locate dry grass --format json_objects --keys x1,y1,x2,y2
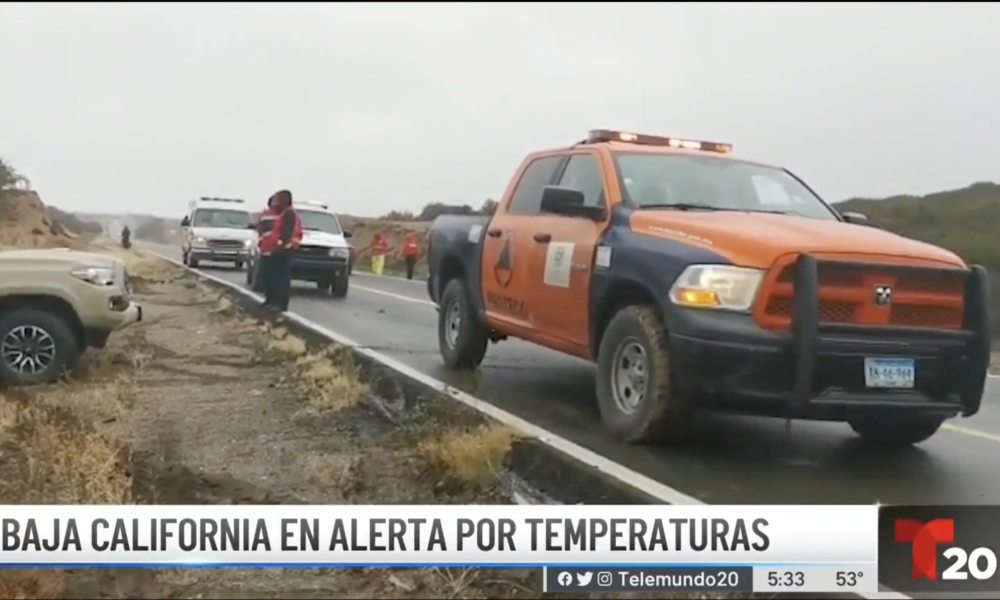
[
  {"x1": 90, "y1": 241, "x2": 183, "y2": 283},
  {"x1": 0, "y1": 345, "x2": 141, "y2": 598},
  {"x1": 266, "y1": 326, "x2": 370, "y2": 412},
  {"x1": 419, "y1": 424, "x2": 518, "y2": 486}
]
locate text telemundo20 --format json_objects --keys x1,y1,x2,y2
[{"x1": 8, "y1": 503, "x2": 995, "y2": 593}]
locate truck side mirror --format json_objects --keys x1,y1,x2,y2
[
  {"x1": 840, "y1": 211, "x2": 869, "y2": 225},
  {"x1": 343, "y1": 231, "x2": 353, "y2": 239},
  {"x1": 181, "y1": 217, "x2": 190, "y2": 227},
  {"x1": 540, "y1": 186, "x2": 604, "y2": 221},
  {"x1": 246, "y1": 223, "x2": 257, "y2": 230}
]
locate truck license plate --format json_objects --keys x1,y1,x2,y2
[{"x1": 864, "y1": 358, "x2": 915, "y2": 389}]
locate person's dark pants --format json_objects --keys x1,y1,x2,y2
[
  {"x1": 270, "y1": 249, "x2": 294, "y2": 311},
  {"x1": 259, "y1": 253, "x2": 275, "y2": 305},
  {"x1": 405, "y1": 255, "x2": 417, "y2": 280}
]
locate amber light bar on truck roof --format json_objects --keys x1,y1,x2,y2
[
  {"x1": 586, "y1": 129, "x2": 733, "y2": 154},
  {"x1": 199, "y1": 197, "x2": 245, "y2": 204},
  {"x1": 297, "y1": 200, "x2": 329, "y2": 210}
]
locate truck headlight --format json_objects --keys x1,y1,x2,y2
[
  {"x1": 328, "y1": 247, "x2": 350, "y2": 258},
  {"x1": 668, "y1": 265, "x2": 764, "y2": 312},
  {"x1": 243, "y1": 239, "x2": 253, "y2": 249},
  {"x1": 71, "y1": 266, "x2": 116, "y2": 286},
  {"x1": 193, "y1": 236, "x2": 207, "y2": 246}
]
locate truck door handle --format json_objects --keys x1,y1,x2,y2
[
  {"x1": 533, "y1": 232, "x2": 552, "y2": 243},
  {"x1": 487, "y1": 228, "x2": 502, "y2": 238}
]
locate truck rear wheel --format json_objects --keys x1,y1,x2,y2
[
  {"x1": 596, "y1": 305, "x2": 690, "y2": 444},
  {"x1": 848, "y1": 413, "x2": 944, "y2": 447},
  {"x1": 438, "y1": 278, "x2": 488, "y2": 370}
]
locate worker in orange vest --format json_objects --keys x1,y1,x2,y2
[
  {"x1": 254, "y1": 197, "x2": 281, "y2": 301},
  {"x1": 260, "y1": 190, "x2": 303, "y2": 311},
  {"x1": 402, "y1": 234, "x2": 420, "y2": 280},
  {"x1": 370, "y1": 232, "x2": 391, "y2": 276}
]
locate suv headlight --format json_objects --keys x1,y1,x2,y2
[
  {"x1": 668, "y1": 265, "x2": 764, "y2": 312},
  {"x1": 243, "y1": 239, "x2": 253, "y2": 248},
  {"x1": 71, "y1": 266, "x2": 116, "y2": 286},
  {"x1": 328, "y1": 247, "x2": 350, "y2": 258},
  {"x1": 193, "y1": 236, "x2": 207, "y2": 246}
]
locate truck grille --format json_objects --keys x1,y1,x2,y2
[
  {"x1": 297, "y1": 245, "x2": 333, "y2": 257},
  {"x1": 755, "y1": 255, "x2": 966, "y2": 330},
  {"x1": 207, "y1": 239, "x2": 244, "y2": 249}
]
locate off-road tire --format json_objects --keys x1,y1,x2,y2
[
  {"x1": 245, "y1": 260, "x2": 254, "y2": 285},
  {"x1": 331, "y1": 278, "x2": 349, "y2": 298},
  {"x1": 0, "y1": 308, "x2": 81, "y2": 385},
  {"x1": 438, "y1": 278, "x2": 488, "y2": 370},
  {"x1": 596, "y1": 305, "x2": 690, "y2": 445},
  {"x1": 848, "y1": 414, "x2": 944, "y2": 447}
]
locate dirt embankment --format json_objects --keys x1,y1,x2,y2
[{"x1": 0, "y1": 190, "x2": 85, "y2": 249}]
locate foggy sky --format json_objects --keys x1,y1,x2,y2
[{"x1": 2, "y1": 2, "x2": 999, "y2": 217}]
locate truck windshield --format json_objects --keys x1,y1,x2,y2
[
  {"x1": 613, "y1": 152, "x2": 839, "y2": 221},
  {"x1": 298, "y1": 210, "x2": 342, "y2": 234},
  {"x1": 192, "y1": 209, "x2": 251, "y2": 228}
]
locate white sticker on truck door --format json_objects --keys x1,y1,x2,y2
[
  {"x1": 467, "y1": 225, "x2": 483, "y2": 243},
  {"x1": 543, "y1": 242, "x2": 574, "y2": 288}
]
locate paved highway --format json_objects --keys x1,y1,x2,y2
[{"x1": 147, "y1": 243, "x2": 1000, "y2": 507}]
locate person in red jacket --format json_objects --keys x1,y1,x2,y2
[
  {"x1": 261, "y1": 190, "x2": 302, "y2": 311},
  {"x1": 369, "y1": 232, "x2": 391, "y2": 276},
  {"x1": 256, "y1": 197, "x2": 281, "y2": 306},
  {"x1": 402, "y1": 234, "x2": 420, "y2": 280}
]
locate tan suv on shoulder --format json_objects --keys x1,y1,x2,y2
[{"x1": 0, "y1": 248, "x2": 142, "y2": 384}]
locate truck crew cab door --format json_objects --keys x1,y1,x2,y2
[
  {"x1": 480, "y1": 154, "x2": 564, "y2": 337},
  {"x1": 527, "y1": 151, "x2": 609, "y2": 355}
]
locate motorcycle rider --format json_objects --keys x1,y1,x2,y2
[{"x1": 121, "y1": 225, "x2": 131, "y2": 248}]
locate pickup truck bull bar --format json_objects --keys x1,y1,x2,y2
[{"x1": 789, "y1": 254, "x2": 991, "y2": 418}]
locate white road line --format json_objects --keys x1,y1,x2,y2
[
  {"x1": 351, "y1": 283, "x2": 436, "y2": 306},
  {"x1": 151, "y1": 249, "x2": 933, "y2": 600},
  {"x1": 352, "y1": 270, "x2": 425, "y2": 285}
]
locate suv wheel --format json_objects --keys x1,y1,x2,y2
[
  {"x1": 848, "y1": 413, "x2": 944, "y2": 446},
  {"x1": 437, "y1": 279, "x2": 488, "y2": 370},
  {"x1": 0, "y1": 309, "x2": 80, "y2": 385},
  {"x1": 595, "y1": 305, "x2": 690, "y2": 444},
  {"x1": 331, "y1": 277, "x2": 349, "y2": 299},
  {"x1": 245, "y1": 259, "x2": 254, "y2": 285}
]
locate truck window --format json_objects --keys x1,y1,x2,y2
[
  {"x1": 298, "y1": 210, "x2": 342, "y2": 234},
  {"x1": 192, "y1": 209, "x2": 252, "y2": 228},
  {"x1": 557, "y1": 154, "x2": 604, "y2": 208},
  {"x1": 508, "y1": 156, "x2": 562, "y2": 215},
  {"x1": 613, "y1": 152, "x2": 839, "y2": 221}
]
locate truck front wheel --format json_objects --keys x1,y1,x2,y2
[
  {"x1": 596, "y1": 305, "x2": 690, "y2": 445},
  {"x1": 0, "y1": 308, "x2": 80, "y2": 385},
  {"x1": 331, "y1": 277, "x2": 349, "y2": 299},
  {"x1": 438, "y1": 279, "x2": 488, "y2": 370},
  {"x1": 848, "y1": 413, "x2": 944, "y2": 447}
]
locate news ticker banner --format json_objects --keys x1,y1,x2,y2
[{"x1": 0, "y1": 503, "x2": 996, "y2": 593}]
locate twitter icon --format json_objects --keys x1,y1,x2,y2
[{"x1": 576, "y1": 572, "x2": 593, "y2": 586}]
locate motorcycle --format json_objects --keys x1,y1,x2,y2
[{"x1": 121, "y1": 231, "x2": 132, "y2": 249}]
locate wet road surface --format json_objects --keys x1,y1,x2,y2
[{"x1": 149, "y1": 245, "x2": 1000, "y2": 507}]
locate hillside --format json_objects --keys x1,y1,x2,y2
[{"x1": 836, "y1": 182, "x2": 1000, "y2": 273}]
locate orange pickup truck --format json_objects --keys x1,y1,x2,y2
[{"x1": 425, "y1": 129, "x2": 991, "y2": 447}]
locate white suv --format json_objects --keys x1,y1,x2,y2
[
  {"x1": 181, "y1": 197, "x2": 255, "y2": 268},
  {"x1": 245, "y1": 201, "x2": 354, "y2": 298}
]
